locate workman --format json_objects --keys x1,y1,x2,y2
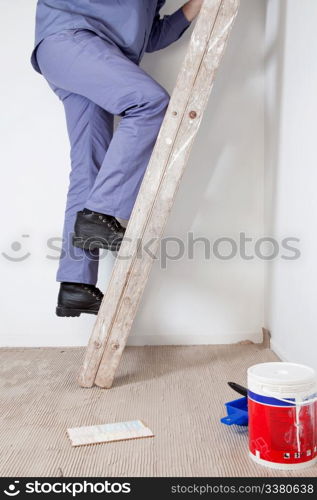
[{"x1": 31, "y1": 0, "x2": 203, "y2": 317}]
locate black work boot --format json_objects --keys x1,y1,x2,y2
[
  {"x1": 72, "y1": 209, "x2": 125, "y2": 251},
  {"x1": 56, "y1": 282, "x2": 103, "y2": 317}
]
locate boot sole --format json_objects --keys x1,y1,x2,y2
[
  {"x1": 72, "y1": 235, "x2": 122, "y2": 252},
  {"x1": 56, "y1": 306, "x2": 98, "y2": 318}
]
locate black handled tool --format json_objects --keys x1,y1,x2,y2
[{"x1": 228, "y1": 382, "x2": 247, "y2": 397}]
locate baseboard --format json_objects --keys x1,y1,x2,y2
[
  {"x1": 127, "y1": 331, "x2": 263, "y2": 346},
  {"x1": 270, "y1": 338, "x2": 289, "y2": 362},
  {"x1": 0, "y1": 331, "x2": 263, "y2": 348}
]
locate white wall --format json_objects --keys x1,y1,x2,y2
[
  {"x1": 0, "y1": 0, "x2": 265, "y2": 347},
  {"x1": 265, "y1": 0, "x2": 317, "y2": 372}
]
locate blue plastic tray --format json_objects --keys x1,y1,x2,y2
[{"x1": 220, "y1": 396, "x2": 248, "y2": 426}]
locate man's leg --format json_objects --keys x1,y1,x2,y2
[
  {"x1": 36, "y1": 29, "x2": 170, "y2": 222},
  {"x1": 47, "y1": 85, "x2": 114, "y2": 285}
]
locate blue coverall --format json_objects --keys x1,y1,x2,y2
[{"x1": 31, "y1": 0, "x2": 191, "y2": 285}]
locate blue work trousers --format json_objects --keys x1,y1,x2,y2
[{"x1": 36, "y1": 29, "x2": 169, "y2": 284}]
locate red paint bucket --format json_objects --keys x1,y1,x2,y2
[{"x1": 248, "y1": 362, "x2": 317, "y2": 470}]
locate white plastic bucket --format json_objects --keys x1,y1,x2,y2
[{"x1": 247, "y1": 362, "x2": 317, "y2": 470}]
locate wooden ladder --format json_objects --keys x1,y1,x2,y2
[{"x1": 79, "y1": 0, "x2": 239, "y2": 389}]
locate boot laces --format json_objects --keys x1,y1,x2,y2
[
  {"x1": 107, "y1": 217, "x2": 122, "y2": 232},
  {"x1": 82, "y1": 284, "x2": 103, "y2": 301}
]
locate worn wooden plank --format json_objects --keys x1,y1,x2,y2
[{"x1": 78, "y1": 0, "x2": 239, "y2": 388}]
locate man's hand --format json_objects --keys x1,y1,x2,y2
[{"x1": 182, "y1": 0, "x2": 204, "y2": 22}]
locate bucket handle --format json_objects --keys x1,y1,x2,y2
[{"x1": 261, "y1": 387, "x2": 317, "y2": 406}]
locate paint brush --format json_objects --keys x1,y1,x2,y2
[{"x1": 228, "y1": 381, "x2": 248, "y2": 397}]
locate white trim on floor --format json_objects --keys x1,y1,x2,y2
[
  {"x1": 270, "y1": 339, "x2": 290, "y2": 362},
  {"x1": 1, "y1": 331, "x2": 263, "y2": 347}
]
